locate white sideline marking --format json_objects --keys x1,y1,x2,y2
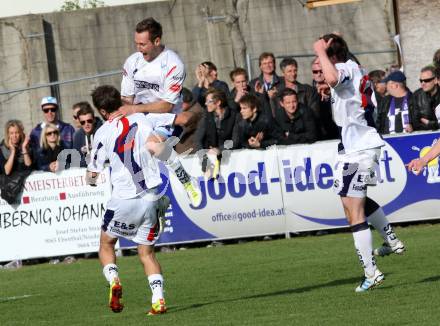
[{"x1": 0, "y1": 294, "x2": 36, "y2": 303}]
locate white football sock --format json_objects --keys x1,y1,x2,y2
[
  {"x1": 352, "y1": 227, "x2": 377, "y2": 277},
  {"x1": 148, "y1": 274, "x2": 164, "y2": 303},
  {"x1": 103, "y1": 263, "x2": 119, "y2": 284}
]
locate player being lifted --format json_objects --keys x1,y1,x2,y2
[
  {"x1": 113, "y1": 17, "x2": 201, "y2": 207},
  {"x1": 313, "y1": 34, "x2": 405, "y2": 292},
  {"x1": 87, "y1": 85, "x2": 194, "y2": 315}
]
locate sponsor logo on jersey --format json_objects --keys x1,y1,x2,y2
[
  {"x1": 172, "y1": 74, "x2": 185, "y2": 82},
  {"x1": 135, "y1": 80, "x2": 159, "y2": 92}
]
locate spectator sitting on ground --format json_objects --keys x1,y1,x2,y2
[
  {"x1": 410, "y1": 65, "x2": 440, "y2": 131},
  {"x1": 368, "y1": 70, "x2": 387, "y2": 108},
  {"x1": 73, "y1": 102, "x2": 103, "y2": 167},
  {"x1": 249, "y1": 52, "x2": 281, "y2": 101},
  {"x1": 310, "y1": 56, "x2": 339, "y2": 140},
  {"x1": 229, "y1": 67, "x2": 272, "y2": 118},
  {"x1": 175, "y1": 88, "x2": 204, "y2": 154},
  {"x1": 233, "y1": 94, "x2": 278, "y2": 149},
  {"x1": 376, "y1": 71, "x2": 415, "y2": 135},
  {"x1": 30, "y1": 96, "x2": 75, "y2": 151},
  {"x1": 192, "y1": 61, "x2": 230, "y2": 107},
  {"x1": 275, "y1": 88, "x2": 317, "y2": 145},
  {"x1": 0, "y1": 120, "x2": 33, "y2": 204},
  {"x1": 36, "y1": 123, "x2": 69, "y2": 172}
]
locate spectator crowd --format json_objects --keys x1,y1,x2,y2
[{"x1": 1, "y1": 46, "x2": 440, "y2": 202}]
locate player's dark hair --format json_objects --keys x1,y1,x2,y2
[
  {"x1": 135, "y1": 17, "x2": 162, "y2": 42},
  {"x1": 238, "y1": 94, "x2": 260, "y2": 112},
  {"x1": 205, "y1": 88, "x2": 228, "y2": 108},
  {"x1": 321, "y1": 33, "x2": 349, "y2": 63},
  {"x1": 91, "y1": 85, "x2": 122, "y2": 114},
  {"x1": 229, "y1": 67, "x2": 248, "y2": 82},
  {"x1": 279, "y1": 88, "x2": 298, "y2": 101},
  {"x1": 280, "y1": 57, "x2": 298, "y2": 71}
]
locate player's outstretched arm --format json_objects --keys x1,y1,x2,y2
[{"x1": 407, "y1": 138, "x2": 440, "y2": 174}]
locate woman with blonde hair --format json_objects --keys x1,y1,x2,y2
[
  {"x1": 0, "y1": 120, "x2": 32, "y2": 175},
  {"x1": 36, "y1": 123, "x2": 66, "y2": 172},
  {"x1": 0, "y1": 120, "x2": 32, "y2": 204}
]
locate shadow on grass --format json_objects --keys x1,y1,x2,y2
[
  {"x1": 417, "y1": 275, "x2": 440, "y2": 283},
  {"x1": 169, "y1": 275, "x2": 369, "y2": 313}
]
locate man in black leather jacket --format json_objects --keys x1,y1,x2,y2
[
  {"x1": 274, "y1": 88, "x2": 317, "y2": 145},
  {"x1": 410, "y1": 65, "x2": 440, "y2": 131}
]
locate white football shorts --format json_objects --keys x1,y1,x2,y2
[
  {"x1": 102, "y1": 195, "x2": 161, "y2": 245},
  {"x1": 333, "y1": 147, "x2": 381, "y2": 198}
]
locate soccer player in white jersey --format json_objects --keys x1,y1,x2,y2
[
  {"x1": 115, "y1": 17, "x2": 201, "y2": 207},
  {"x1": 87, "y1": 85, "x2": 193, "y2": 315},
  {"x1": 313, "y1": 34, "x2": 405, "y2": 292}
]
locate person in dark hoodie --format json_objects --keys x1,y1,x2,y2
[
  {"x1": 233, "y1": 94, "x2": 279, "y2": 149},
  {"x1": 73, "y1": 102, "x2": 103, "y2": 167}
]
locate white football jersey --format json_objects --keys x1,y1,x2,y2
[
  {"x1": 331, "y1": 59, "x2": 384, "y2": 153},
  {"x1": 121, "y1": 48, "x2": 185, "y2": 114},
  {"x1": 88, "y1": 113, "x2": 175, "y2": 199}
]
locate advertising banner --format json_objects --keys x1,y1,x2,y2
[
  {"x1": 2, "y1": 132, "x2": 440, "y2": 260},
  {"x1": 279, "y1": 132, "x2": 440, "y2": 232},
  {"x1": 119, "y1": 147, "x2": 287, "y2": 248},
  {"x1": 0, "y1": 168, "x2": 111, "y2": 262}
]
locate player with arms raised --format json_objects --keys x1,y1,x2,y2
[{"x1": 313, "y1": 34, "x2": 405, "y2": 292}]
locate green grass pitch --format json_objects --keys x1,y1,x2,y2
[{"x1": 1, "y1": 223, "x2": 440, "y2": 325}]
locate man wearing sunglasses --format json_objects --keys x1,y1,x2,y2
[
  {"x1": 410, "y1": 65, "x2": 440, "y2": 131},
  {"x1": 29, "y1": 96, "x2": 75, "y2": 151},
  {"x1": 73, "y1": 103, "x2": 103, "y2": 167}
]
